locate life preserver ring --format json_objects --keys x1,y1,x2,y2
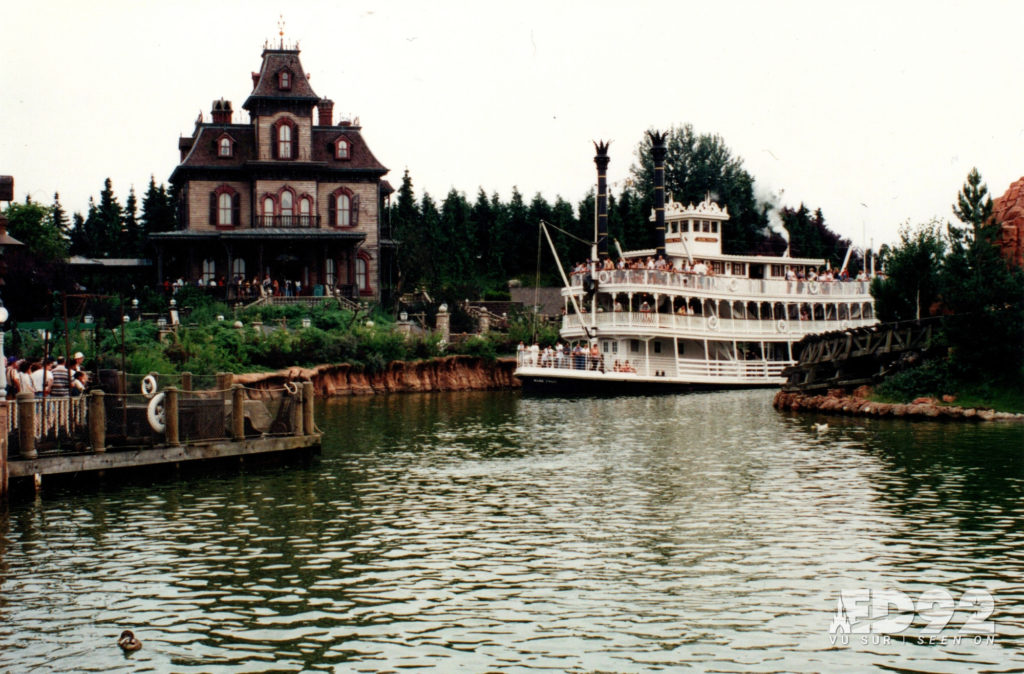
[
  {"x1": 807, "y1": 281, "x2": 820, "y2": 295},
  {"x1": 598, "y1": 271, "x2": 610, "y2": 284},
  {"x1": 728, "y1": 278, "x2": 739, "y2": 292},
  {"x1": 777, "y1": 319, "x2": 788, "y2": 333},
  {"x1": 147, "y1": 392, "x2": 166, "y2": 433},
  {"x1": 141, "y1": 374, "x2": 158, "y2": 399},
  {"x1": 707, "y1": 315, "x2": 720, "y2": 330},
  {"x1": 284, "y1": 381, "x2": 300, "y2": 396}
]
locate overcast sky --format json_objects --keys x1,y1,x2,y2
[{"x1": 3, "y1": 1, "x2": 1022, "y2": 250}]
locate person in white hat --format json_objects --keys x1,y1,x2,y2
[{"x1": 71, "y1": 351, "x2": 85, "y2": 376}]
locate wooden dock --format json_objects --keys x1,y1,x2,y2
[{"x1": 0, "y1": 375, "x2": 320, "y2": 497}]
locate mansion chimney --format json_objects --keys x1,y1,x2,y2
[
  {"x1": 318, "y1": 98, "x2": 334, "y2": 127},
  {"x1": 594, "y1": 141, "x2": 611, "y2": 260},
  {"x1": 649, "y1": 130, "x2": 668, "y2": 258},
  {"x1": 211, "y1": 99, "x2": 233, "y2": 124}
]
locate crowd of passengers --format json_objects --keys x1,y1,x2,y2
[
  {"x1": 571, "y1": 256, "x2": 873, "y2": 282},
  {"x1": 6, "y1": 352, "x2": 91, "y2": 398},
  {"x1": 517, "y1": 341, "x2": 643, "y2": 374}
]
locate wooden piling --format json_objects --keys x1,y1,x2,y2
[
  {"x1": 232, "y1": 384, "x2": 245, "y2": 440},
  {"x1": 292, "y1": 387, "x2": 303, "y2": 437},
  {"x1": 0, "y1": 400, "x2": 7, "y2": 498},
  {"x1": 165, "y1": 387, "x2": 179, "y2": 446},
  {"x1": 302, "y1": 382, "x2": 315, "y2": 436},
  {"x1": 88, "y1": 390, "x2": 106, "y2": 453},
  {"x1": 181, "y1": 372, "x2": 192, "y2": 391},
  {"x1": 17, "y1": 393, "x2": 36, "y2": 459}
]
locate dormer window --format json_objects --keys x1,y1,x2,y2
[
  {"x1": 335, "y1": 139, "x2": 349, "y2": 160},
  {"x1": 278, "y1": 70, "x2": 291, "y2": 90},
  {"x1": 218, "y1": 137, "x2": 232, "y2": 157}
]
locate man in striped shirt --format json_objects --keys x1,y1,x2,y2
[{"x1": 51, "y1": 356, "x2": 70, "y2": 397}]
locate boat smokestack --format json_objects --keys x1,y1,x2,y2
[
  {"x1": 649, "y1": 130, "x2": 668, "y2": 258},
  {"x1": 594, "y1": 140, "x2": 611, "y2": 261}
]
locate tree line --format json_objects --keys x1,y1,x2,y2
[{"x1": 391, "y1": 124, "x2": 859, "y2": 305}]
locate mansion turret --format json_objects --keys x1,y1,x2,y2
[{"x1": 151, "y1": 43, "x2": 394, "y2": 301}]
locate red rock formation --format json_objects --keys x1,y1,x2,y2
[
  {"x1": 991, "y1": 177, "x2": 1024, "y2": 267},
  {"x1": 772, "y1": 390, "x2": 1021, "y2": 421},
  {"x1": 234, "y1": 356, "x2": 520, "y2": 397}
]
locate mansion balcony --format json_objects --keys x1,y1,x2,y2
[{"x1": 253, "y1": 215, "x2": 322, "y2": 229}]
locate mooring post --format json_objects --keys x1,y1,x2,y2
[
  {"x1": 292, "y1": 387, "x2": 304, "y2": 437},
  {"x1": 165, "y1": 387, "x2": 180, "y2": 446},
  {"x1": 181, "y1": 372, "x2": 192, "y2": 392},
  {"x1": 232, "y1": 384, "x2": 245, "y2": 440},
  {"x1": 88, "y1": 390, "x2": 106, "y2": 453},
  {"x1": 216, "y1": 372, "x2": 233, "y2": 392},
  {"x1": 0, "y1": 400, "x2": 8, "y2": 499},
  {"x1": 302, "y1": 381, "x2": 315, "y2": 436},
  {"x1": 17, "y1": 393, "x2": 36, "y2": 459}
]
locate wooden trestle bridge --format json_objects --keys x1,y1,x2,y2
[{"x1": 781, "y1": 317, "x2": 945, "y2": 393}]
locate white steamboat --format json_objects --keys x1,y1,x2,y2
[{"x1": 515, "y1": 137, "x2": 876, "y2": 394}]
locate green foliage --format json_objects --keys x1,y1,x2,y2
[
  {"x1": 451, "y1": 335, "x2": 498, "y2": 361},
  {"x1": 870, "y1": 220, "x2": 946, "y2": 322},
  {"x1": 3, "y1": 198, "x2": 68, "y2": 261},
  {"x1": 940, "y1": 170, "x2": 1024, "y2": 381},
  {"x1": 875, "y1": 359, "x2": 952, "y2": 401}
]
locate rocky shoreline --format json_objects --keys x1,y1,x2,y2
[
  {"x1": 233, "y1": 355, "x2": 521, "y2": 397},
  {"x1": 773, "y1": 386, "x2": 1023, "y2": 421}
]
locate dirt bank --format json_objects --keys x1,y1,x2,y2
[
  {"x1": 233, "y1": 355, "x2": 521, "y2": 397},
  {"x1": 773, "y1": 386, "x2": 1023, "y2": 421}
]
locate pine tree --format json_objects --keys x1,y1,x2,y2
[
  {"x1": 141, "y1": 176, "x2": 177, "y2": 236},
  {"x1": 123, "y1": 186, "x2": 140, "y2": 256},
  {"x1": 50, "y1": 192, "x2": 71, "y2": 244}
]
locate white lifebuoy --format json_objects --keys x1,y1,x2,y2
[
  {"x1": 147, "y1": 392, "x2": 166, "y2": 433},
  {"x1": 598, "y1": 271, "x2": 610, "y2": 284},
  {"x1": 141, "y1": 374, "x2": 158, "y2": 399},
  {"x1": 707, "y1": 315, "x2": 720, "y2": 330},
  {"x1": 777, "y1": 319, "x2": 788, "y2": 333},
  {"x1": 284, "y1": 381, "x2": 300, "y2": 395},
  {"x1": 807, "y1": 281, "x2": 820, "y2": 295},
  {"x1": 728, "y1": 278, "x2": 739, "y2": 292}
]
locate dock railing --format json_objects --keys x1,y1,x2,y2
[{"x1": 6, "y1": 375, "x2": 315, "y2": 460}]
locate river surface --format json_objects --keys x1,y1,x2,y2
[{"x1": 1, "y1": 389, "x2": 1023, "y2": 672}]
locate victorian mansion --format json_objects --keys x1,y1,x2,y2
[{"x1": 150, "y1": 42, "x2": 394, "y2": 302}]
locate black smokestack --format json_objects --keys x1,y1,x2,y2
[
  {"x1": 594, "y1": 140, "x2": 611, "y2": 260},
  {"x1": 649, "y1": 130, "x2": 668, "y2": 258}
]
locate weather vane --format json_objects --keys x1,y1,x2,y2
[{"x1": 278, "y1": 14, "x2": 285, "y2": 48}]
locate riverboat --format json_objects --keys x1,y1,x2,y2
[{"x1": 514, "y1": 137, "x2": 877, "y2": 394}]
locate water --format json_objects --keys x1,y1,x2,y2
[{"x1": 1, "y1": 389, "x2": 1023, "y2": 672}]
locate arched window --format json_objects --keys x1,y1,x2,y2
[
  {"x1": 280, "y1": 191, "x2": 293, "y2": 226},
  {"x1": 232, "y1": 258, "x2": 246, "y2": 278},
  {"x1": 325, "y1": 258, "x2": 336, "y2": 286},
  {"x1": 278, "y1": 70, "x2": 291, "y2": 90},
  {"x1": 218, "y1": 193, "x2": 233, "y2": 226},
  {"x1": 356, "y1": 254, "x2": 371, "y2": 293},
  {"x1": 218, "y1": 137, "x2": 232, "y2": 157},
  {"x1": 328, "y1": 189, "x2": 359, "y2": 227},
  {"x1": 202, "y1": 258, "x2": 216, "y2": 283},
  {"x1": 299, "y1": 196, "x2": 312, "y2": 227},
  {"x1": 335, "y1": 139, "x2": 349, "y2": 160},
  {"x1": 209, "y1": 186, "x2": 240, "y2": 227},
  {"x1": 278, "y1": 124, "x2": 292, "y2": 159},
  {"x1": 262, "y1": 196, "x2": 275, "y2": 227}
]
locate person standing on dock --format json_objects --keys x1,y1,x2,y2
[{"x1": 51, "y1": 357, "x2": 70, "y2": 397}]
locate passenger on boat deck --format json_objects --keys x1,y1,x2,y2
[
  {"x1": 856, "y1": 269, "x2": 869, "y2": 282},
  {"x1": 640, "y1": 301, "x2": 651, "y2": 313},
  {"x1": 613, "y1": 299, "x2": 623, "y2": 312},
  {"x1": 807, "y1": 269, "x2": 817, "y2": 281},
  {"x1": 616, "y1": 258, "x2": 626, "y2": 270},
  {"x1": 589, "y1": 343, "x2": 601, "y2": 371},
  {"x1": 676, "y1": 305, "x2": 687, "y2": 315},
  {"x1": 785, "y1": 266, "x2": 796, "y2": 282},
  {"x1": 655, "y1": 255, "x2": 667, "y2": 270},
  {"x1": 602, "y1": 258, "x2": 615, "y2": 271},
  {"x1": 693, "y1": 260, "x2": 708, "y2": 275}
]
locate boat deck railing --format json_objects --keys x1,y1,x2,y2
[
  {"x1": 570, "y1": 270, "x2": 872, "y2": 298},
  {"x1": 561, "y1": 312, "x2": 874, "y2": 336},
  {"x1": 515, "y1": 352, "x2": 789, "y2": 381}
]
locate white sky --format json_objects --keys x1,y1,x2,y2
[{"x1": 3, "y1": 1, "x2": 1022, "y2": 250}]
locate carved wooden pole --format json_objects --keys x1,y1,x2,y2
[
  {"x1": 16, "y1": 393, "x2": 35, "y2": 459},
  {"x1": 232, "y1": 384, "x2": 245, "y2": 440},
  {"x1": 165, "y1": 387, "x2": 179, "y2": 446},
  {"x1": 88, "y1": 390, "x2": 106, "y2": 453},
  {"x1": 302, "y1": 381, "x2": 315, "y2": 436}
]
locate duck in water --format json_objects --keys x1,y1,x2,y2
[{"x1": 118, "y1": 630, "x2": 142, "y2": 652}]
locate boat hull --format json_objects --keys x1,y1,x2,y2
[{"x1": 515, "y1": 368, "x2": 779, "y2": 396}]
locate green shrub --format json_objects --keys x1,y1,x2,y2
[{"x1": 875, "y1": 359, "x2": 952, "y2": 401}]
